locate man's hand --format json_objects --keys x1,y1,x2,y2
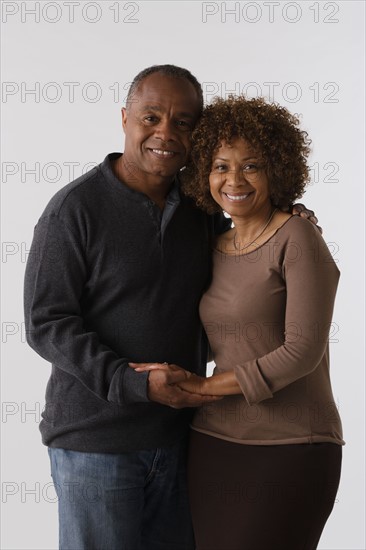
[
  {"x1": 128, "y1": 362, "x2": 221, "y2": 409},
  {"x1": 291, "y1": 203, "x2": 322, "y2": 233}
]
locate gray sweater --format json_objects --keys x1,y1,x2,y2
[{"x1": 24, "y1": 153, "x2": 229, "y2": 453}]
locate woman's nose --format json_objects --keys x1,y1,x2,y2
[{"x1": 226, "y1": 169, "x2": 245, "y2": 186}]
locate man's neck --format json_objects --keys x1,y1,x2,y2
[{"x1": 112, "y1": 155, "x2": 173, "y2": 210}]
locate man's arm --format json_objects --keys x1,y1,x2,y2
[
  {"x1": 25, "y1": 214, "x2": 221, "y2": 409},
  {"x1": 24, "y1": 214, "x2": 149, "y2": 405}
]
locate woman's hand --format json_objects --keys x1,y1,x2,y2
[{"x1": 128, "y1": 362, "x2": 222, "y2": 406}]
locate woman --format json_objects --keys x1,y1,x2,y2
[
  {"x1": 132, "y1": 96, "x2": 344, "y2": 549},
  {"x1": 180, "y1": 96, "x2": 344, "y2": 550}
]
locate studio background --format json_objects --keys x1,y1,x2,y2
[{"x1": 1, "y1": 1, "x2": 365, "y2": 548}]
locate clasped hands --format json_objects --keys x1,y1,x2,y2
[{"x1": 128, "y1": 362, "x2": 221, "y2": 409}]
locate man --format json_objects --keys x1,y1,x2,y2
[{"x1": 24, "y1": 64, "x2": 316, "y2": 550}]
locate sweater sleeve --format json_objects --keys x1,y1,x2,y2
[
  {"x1": 24, "y1": 214, "x2": 149, "y2": 405},
  {"x1": 234, "y1": 219, "x2": 340, "y2": 405}
]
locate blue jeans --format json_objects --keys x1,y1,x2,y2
[{"x1": 48, "y1": 438, "x2": 195, "y2": 550}]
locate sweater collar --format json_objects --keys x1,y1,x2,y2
[{"x1": 100, "y1": 152, "x2": 181, "y2": 206}]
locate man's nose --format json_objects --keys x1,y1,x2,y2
[{"x1": 154, "y1": 120, "x2": 176, "y2": 142}]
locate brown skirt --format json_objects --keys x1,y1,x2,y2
[{"x1": 187, "y1": 430, "x2": 342, "y2": 550}]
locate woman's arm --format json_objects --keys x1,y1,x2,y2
[
  {"x1": 177, "y1": 370, "x2": 241, "y2": 395},
  {"x1": 180, "y1": 218, "x2": 339, "y2": 401}
]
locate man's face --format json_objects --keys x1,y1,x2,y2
[{"x1": 121, "y1": 73, "x2": 202, "y2": 184}]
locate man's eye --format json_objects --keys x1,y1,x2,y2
[
  {"x1": 177, "y1": 120, "x2": 191, "y2": 130},
  {"x1": 143, "y1": 116, "x2": 158, "y2": 123}
]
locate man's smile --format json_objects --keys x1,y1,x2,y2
[{"x1": 149, "y1": 149, "x2": 176, "y2": 158}]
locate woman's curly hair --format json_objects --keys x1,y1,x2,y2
[{"x1": 182, "y1": 95, "x2": 311, "y2": 214}]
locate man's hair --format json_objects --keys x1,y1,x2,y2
[{"x1": 126, "y1": 64, "x2": 203, "y2": 113}]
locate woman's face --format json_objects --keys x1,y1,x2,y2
[{"x1": 209, "y1": 138, "x2": 271, "y2": 217}]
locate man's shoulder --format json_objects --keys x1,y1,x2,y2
[{"x1": 43, "y1": 165, "x2": 102, "y2": 216}]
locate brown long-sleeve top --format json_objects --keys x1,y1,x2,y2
[{"x1": 192, "y1": 216, "x2": 344, "y2": 445}]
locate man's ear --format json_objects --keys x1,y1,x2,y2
[{"x1": 121, "y1": 107, "x2": 127, "y2": 133}]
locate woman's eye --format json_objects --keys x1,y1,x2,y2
[
  {"x1": 243, "y1": 164, "x2": 258, "y2": 172},
  {"x1": 213, "y1": 164, "x2": 227, "y2": 172}
]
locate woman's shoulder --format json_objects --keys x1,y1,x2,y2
[
  {"x1": 260, "y1": 211, "x2": 320, "y2": 249},
  {"x1": 277, "y1": 213, "x2": 323, "y2": 241},
  {"x1": 279, "y1": 214, "x2": 339, "y2": 269}
]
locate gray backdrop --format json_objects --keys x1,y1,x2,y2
[{"x1": 1, "y1": 1, "x2": 365, "y2": 548}]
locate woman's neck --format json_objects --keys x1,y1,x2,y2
[{"x1": 231, "y1": 204, "x2": 275, "y2": 248}]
